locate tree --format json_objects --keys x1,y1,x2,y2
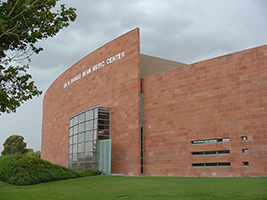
[
  {"x1": 1, "y1": 135, "x2": 27, "y2": 155},
  {"x1": 26, "y1": 148, "x2": 41, "y2": 158},
  {"x1": 0, "y1": 0, "x2": 76, "y2": 114}
]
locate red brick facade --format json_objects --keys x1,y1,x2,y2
[
  {"x1": 42, "y1": 28, "x2": 267, "y2": 176},
  {"x1": 42, "y1": 28, "x2": 141, "y2": 175},
  {"x1": 142, "y1": 44, "x2": 267, "y2": 176}
]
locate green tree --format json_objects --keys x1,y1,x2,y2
[
  {"x1": 1, "y1": 135, "x2": 27, "y2": 155},
  {"x1": 26, "y1": 148, "x2": 41, "y2": 158},
  {"x1": 0, "y1": 0, "x2": 76, "y2": 114}
]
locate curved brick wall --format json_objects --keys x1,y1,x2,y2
[{"x1": 42, "y1": 28, "x2": 141, "y2": 175}]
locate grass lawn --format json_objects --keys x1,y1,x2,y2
[{"x1": 0, "y1": 176, "x2": 266, "y2": 200}]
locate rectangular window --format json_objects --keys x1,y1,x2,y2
[
  {"x1": 86, "y1": 110, "x2": 93, "y2": 120},
  {"x1": 79, "y1": 113, "x2": 85, "y2": 123},
  {"x1": 192, "y1": 150, "x2": 230, "y2": 156},
  {"x1": 85, "y1": 131, "x2": 93, "y2": 141},
  {"x1": 243, "y1": 161, "x2": 249, "y2": 166},
  {"x1": 191, "y1": 137, "x2": 229, "y2": 145},
  {"x1": 241, "y1": 136, "x2": 248, "y2": 141},
  {"x1": 79, "y1": 123, "x2": 85, "y2": 132},
  {"x1": 79, "y1": 133, "x2": 84, "y2": 143},
  {"x1": 242, "y1": 149, "x2": 248, "y2": 154},
  {"x1": 73, "y1": 116, "x2": 79, "y2": 125},
  {"x1": 192, "y1": 162, "x2": 230, "y2": 167}
]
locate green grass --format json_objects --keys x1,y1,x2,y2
[{"x1": 0, "y1": 176, "x2": 266, "y2": 200}]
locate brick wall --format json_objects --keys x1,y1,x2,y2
[
  {"x1": 42, "y1": 27, "x2": 267, "y2": 177},
  {"x1": 42, "y1": 28, "x2": 141, "y2": 175},
  {"x1": 142, "y1": 45, "x2": 267, "y2": 176}
]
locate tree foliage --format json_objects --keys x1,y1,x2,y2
[
  {"x1": 1, "y1": 134, "x2": 27, "y2": 155},
  {"x1": 0, "y1": 0, "x2": 76, "y2": 114},
  {"x1": 26, "y1": 148, "x2": 41, "y2": 158}
]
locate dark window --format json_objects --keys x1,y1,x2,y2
[
  {"x1": 241, "y1": 136, "x2": 248, "y2": 141},
  {"x1": 192, "y1": 162, "x2": 230, "y2": 167},
  {"x1": 242, "y1": 149, "x2": 248, "y2": 154},
  {"x1": 192, "y1": 150, "x2": 230, "y2": 156}
]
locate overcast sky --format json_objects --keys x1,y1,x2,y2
[{"x1": 0, "y1": 0, "x2": 266, "y2": 153}]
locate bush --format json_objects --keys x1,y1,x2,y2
[
  {"x1": 0, "y1": 155, "x2": 101, "y2": 186},
  {"x1": 77, "y1": 168, "x2": 101, "y2": 177}
]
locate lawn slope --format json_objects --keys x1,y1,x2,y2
[{"x1": 0, "y1": 176, "x2": 266, "y2": 200}]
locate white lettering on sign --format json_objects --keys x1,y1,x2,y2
[
  {"x1": 106, "y1": 52, "x2": 125, "y2": 64},
  {"x1": 82, "y1": 68, "x2": 91, "y2": 77},
  {"x1": 63, "y1": 52, "x2": 126, "y2": 89},
  {"x1": 92, "y1": 61, "x2": 105, "y2": 71}
]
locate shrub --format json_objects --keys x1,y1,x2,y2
[
  {"x1": 0, "y1": 155, "x2": 101, "y2": 186},
  {"x1": 77, "y1": 168, "x2": 101, "y2": 177}
]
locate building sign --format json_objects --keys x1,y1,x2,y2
[{"x1": 63, "y1": 52, "x2": 125, "y2": 89}]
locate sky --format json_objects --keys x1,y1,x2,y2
[{"x1": 0, "y1": 0, "x2": 267, "y2": 153}]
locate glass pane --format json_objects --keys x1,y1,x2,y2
[
  {"x1": 73, "y1": 135, "x2": 78, "y2": 144},
  {"x1": 85, "y1": 152, "x2": 94, "y2": 161},
  {"x1": 219, "y1": 150, "x2": 230, "y2": 154},
  {"x1": 69, "y1": 154, "x2": 73, "y2": 162},
  {"x1": 192, "y1": 163, "x2": 204, "y2": 167},
  {"x1": 72, "y1": 164, "x2": 77, "y2": 170},
  {"x1": 242, "y1": 149, "x2": 248, "y2": 154},
  {"x1": 78, "y1": 153, "x2": 84, "y2": 162},
  {"x1": 70, "y1": 118, "x2": 74, "y2": 127},
  {"x1": 86, "y1": 120, "x2": 93, "y2": 131},
  {"x1": 79, "y1": 113, "x2": 85, "y2": 122},
  {"x1": 241, "y1": 136, "x2": 247, "y2": 141},
  {"x1": 73, "y1": 153, "x2": 77, "y2": 162},
  {"x1": 192, "y1": 152, "x2": 204, "y2": 156},
  {"x1": 79, "y1": 123, "x2": 85, "y2": 132},
  {"x1": 205, "y1": 151, "x2": 216, "y2": 155},
  {"x1": 85, "y1": 163, "x2": 94, "y2": 169},
  {"x1": 69, "y1": 128, "x2": 73, "y2": 136},
  {"x1": 74, "y1": 126, "x2": 78, "y2": 134},
  {"x1": 208, "y1": 139, "x2": 217, "y2": 143},
  {"x1": 69, "y1": 136, "x2": 73, "y2": 145},
  {"x1": 78, "y1": 143, "x2": 84, "y2": 153},
  {"x1": 192, "y1": 140, "x2": 204, "y2": 144},
  {"x1": 79, "y1": 132, "x2": 84, "y2": 142},
  {"x1": 74, "y1": 116, "x2": 79, "y2": 125},
  {"x1": 85, "y1": 142, "x2": 92, "y2": 152},
  {"x1": 219, "y1": 162, "x2": 230, "y2": 166},
  {"x1": 86, "y1": 110, "x2": 93, "y2": 120},
  {"x1": 69, "y1": 145, "x2": 72, "y2": 154},
  {"x1": 206, "y1": 163, "x2": 217, "y2": 167},
  {"x1": 78, "y1": 163, "x2": 84, "y2": 171},
  {"x1": 85, "y1": 131, "x2": 93, "y2": 141},
  {"x1": 73, "y1": 144, "x2": 77, "y2": 153}
]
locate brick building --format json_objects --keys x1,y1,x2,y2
[{"x1": 42, "y1": 28, "x2": 267, "y2": 177}]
